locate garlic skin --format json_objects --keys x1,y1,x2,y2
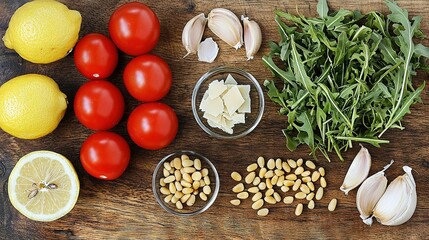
[
  {"x1": 340, "y1": 144, "x2": 371, "y2": 195},
  {"x1": 357, "y1": 160, "x2": 394, "y2": 225},
  {"x1": 208, "y1": 8, "x2": 243, "y2": 50},
  {"x1": 372, "y1": 166, "x2": 417, "y2": 226},
  {"x1": 182, "y1": 13, "x2": 207, "y2": 57},
  {"x1": 242, "y1": 16, "x2": 262, "y2": 60},
  {"x1": 197, "y1": 38, "x2": 219, "y2": 63}
]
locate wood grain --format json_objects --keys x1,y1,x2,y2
[{"x1": 1, "y1": 0, "x2": 428, "y2": 239}]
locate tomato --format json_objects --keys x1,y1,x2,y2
[
  {"x1": 127, "y1": 102, "x2": 178, "y2": 150},
  {"x1": 74, "y1": 33, "x2": 118, "y2": 80},
  {"x1": 80, "y1": 131, "x2": 130, "y2": 180},
  {"x1": 123, "y1": 54, "x2": 172, "y2": 102},
  {"x1": 108, "y1": 2, "x2": 160, "y2": 56},
  {"x1": 74, "y1": 80, "x2": 124, "y2": 130}
]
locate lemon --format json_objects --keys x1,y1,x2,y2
[
  {"x1": 3, "y1": 0, "x2": 81, "y2": 64},
  {"x1": 8, "y1": 150, "x2": 80, "y2": 222},
  {"x1": 0, "y1": 74, "x2": 67, "y2": 139}
]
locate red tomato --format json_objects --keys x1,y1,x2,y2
[
  {"x1": 108, "y1": 2, "x2": 160, "y2": 56},
  {"x1": 80, "y1": 131, "x2": 130, "y2": 180},
  {"x1": 74, "y1": 33, "x2": 118, "y2": 80},
  {"x1": 127, "y1": 102, "x2": 178, "y2": 150},
  {"x1": 123, "y1": 54, "x2": 172, "y2": 102},
  {"x1": 74, "y1": 80, "x2": 125, "y2": 130}
]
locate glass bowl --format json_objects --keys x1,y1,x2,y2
[
  {"x1": 152, "y1": 150, "x2": 220, "y2": 216},
  {"x1": 192, "y1": 66, "x2": 265, "y2": 139}
]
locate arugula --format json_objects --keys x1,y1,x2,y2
[{"x1": 264, "y1": 0, "x2": 428, "y2": 161}]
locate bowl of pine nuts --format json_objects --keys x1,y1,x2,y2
[{"x1": 152, "y1": 150, "x2": 220, "y2": 216}]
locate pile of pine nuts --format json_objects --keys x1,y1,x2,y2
[
  {"x1": 230, "y1": 157, "x2": 337, "y2": 216},
  {"x1": 159, "y1": 154, "x2": 212, "y2": 210}
]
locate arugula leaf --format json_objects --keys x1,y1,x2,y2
[{"x1": 317, "y1": 0, "x2": 329, "y2": 19}]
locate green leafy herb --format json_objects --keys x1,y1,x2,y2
[{"x1": 264, "y1": 0, "x2": 428, "y2": 161}]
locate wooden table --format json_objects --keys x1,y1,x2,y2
[{"x1": 1, "y1": 0, "x2": 428, "y2": 239}]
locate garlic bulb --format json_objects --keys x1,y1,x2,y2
[
  {"x1": 198, "y1": 38, "x2": 219, "y2": 63},
  {"x1": 182, "y1": 13, "x2": 207, "y2": 57},
  {"x1": 356, "y1": 160, "x2": 394, "y2": 225},
  {"x1": 340, "y1": 144, "x2": 371, "y2": 195},
  {"x1": 208, "y1": 8, "x2": 243, "y2": 49},
  {"x1": 371, "y1": 166, "x2": 417, "y2": 226},
  {"x1": 242, "y1": 16, "x2": 262, "y2": 60}
]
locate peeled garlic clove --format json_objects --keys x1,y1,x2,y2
[
  {"x1": 198, "y1": 38, "x2": 219, "y2": 63},
  {"x1": 372, "y1": 166, "x2": 417, "y2": 226},
  {"x1": 340, "y1": 144, "x2": 371, "y2": 195},
  {"x1": 242, "y1": 16, "x2": 262, "y2": 60},
  {"x1": 182, "y1": 13, "x2": 207, "y2": 57},
  {"x1": 357, "y1": 160, "x2": 394, "y2": 225},
  {"x1": 208, "y1": 8, "x2": 243, "y2": 49}
]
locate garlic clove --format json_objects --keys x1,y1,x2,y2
[
  {"x1": 242, "y1": 15, "x2": 262, "y2": 60},
  {"x1": 198, "y1": 38, "x2": 219, "y2": 63},
  {"x1": 357, "y1": 160, "x2": 394, "y2": 225},
  {"x1": 182, "y1": 13, "x2": 207, "y2": 58},
  {"x1": 372, "y1": 166, "x2": 417, "y2": 226},
  {"x1": 340, "y1": 144, "x2": 371, "y2": 195},
  {"x1": 208, "y1": 8, "x2": 243, "y2": 50}
]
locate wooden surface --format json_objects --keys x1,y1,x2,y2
[{"x1": 1, "y1": 0, "x2": 428, "y2": 239}]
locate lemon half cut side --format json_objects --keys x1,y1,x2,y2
[{"x1": 8, "y1": 151, "x2": 80, "y2": 222}]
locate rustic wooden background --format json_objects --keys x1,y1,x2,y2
[{"x1": 1, "y1": 0, "x2": 428, "y2": 239}]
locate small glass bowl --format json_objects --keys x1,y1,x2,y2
[
  {"x1": 152, "y1": 150, "x2": 220, "y2": 216},
  {"x1": 192, "y1": 66, "x2": 265, "y2": 139}
]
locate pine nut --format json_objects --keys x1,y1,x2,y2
[
  {"x1": 180, "y1": 180, "x2": 191, "y2": 188},
  {"x1": 248, "y1": 187, "x2": 259, "y2": 193},
  {"x1": 164, "y1": 162, "x2": 172, "y2": 171},
  {"x1": 285, "y1": 174, "x2": 297, "y2": 180},
  {"x1": 292, "y1": 179, "x2": 302, "y2": 191},
  {"x1": 257, "y1": 208, "x2": 269, "y2": 216},
  {"x1": 247, "y1": 163, "x2": 258, "y2": 172},
  {"x1": 163, "y1": 168, "x2": 170, "y2": 177},
  {"x1": 273, "y1": 192, "x2": 281, "y2": 202},
  {"x1": 282, "y1": 161, "x2": 291, "y2": 173},
  {"x1": 204, "y1": 176, "x2": 210, "y2": 185},
  {"x1": 312, "y1": 171, "x2": 321, "y2": 182},
  {"x1": 264, "y1": 196, "x2": 276, "y2": 204},
  {"x1": 164, "y1": 175, "x2": 175, "y2": 183},
  {"x1": 264, "y1": 170, "x2": 274, "y2": 179},
  {"x1": 308, "y1": 200, "x2": 315, "y2": 209},
  {"x1": 173, "y1": 157, "x2": 182, "y2": 169},
  {"x1": 271, "y1": 175, "x2": 278, "y2": 185},
  {"x1": 275, "y1": 158, "x2": 282, "y2": 169},
  {"x1": 267, "y1": 158, "x2": 275, "y2": 169},
  {"x1": 192, "y1": 181, "x2": 200, "y2": 190},
  {"x1": 201, "y1": 168, "x2": 209, "y2": 177},
  {"x1": 237, "y1": 192, "x2": 249, "y2": 199},
  {"x1": 295, "y1": 192, "x2": 307, "y2": 199},
  {"x1": 284, "y1": 180, "x2": 295, "y2": 187},
  {"x1": 199, "y1": 192, "x2": 208, "y2": 201},
  {"x1": 186, "y1": 194, "x2": 196, "y2": 206},
  {"x1": 160, "y1": 178, "x2": 166, "y2": 187},
  {"x1": 296, "y1": 158, "x2": 303, "y2": 167},
  {"x1": 182, "y1": 187, "x2": 193, "y2": 195},
  {"x1": 171, "y1": 196, "x2": 179, "y2": 204},
  {"x1": 305, "y1": 160, "x2": 316, "y2": 169},
  {"x1": 300, "y1": 184, "x2": 310, "y2": 194},
  {"x1": 245, "y1": 172, "x2": 256, "y2": 184},
  {"x1": 191, "y1": 171, "x2": 202, "y2": 181},
  {"x1": 295, "y1": 167, "x2": 304, "y2": 175},
  {"x1": 169, "y1": 182, "x2": 176, "y2": 194},
  {"x1": 301, "y1": 171, "x2": 311, "y2": 177},
  {"x1": 181, "y1": 154, "x2": 190, "y2": 161},
  {"x1": 232, "y1": 183, "x2": 244, "y2": 193},
  {"x1": 193, "y1": 189, "x2": 199, "y2": 195},
  {"x1": 257, "y1": 156, "x2": 265, "y2": 168},
  {"x1": 328, "y1": 198, "x2": 337, "y2": 211},
  {"x1": 252, "y1": 199, "x2": 264, "y2": 210},
  {"x1": 194, "y1": 158, "x2": 202, "y2": 170},
  {"x1": 203, "y1": 186, "x2": 211, "y2": 195},
  {"x1": 252, "y1": 192, "x2": 263, "y2": 201},
  {"x1": 230, "y1": 199, "x2": 241, "y2": 206},
  {"x1": 183, "y1": 167, "x2": 196, "y2": 174},
  {"x1": 183, "y1": 173, "x2": 192, "y2": 183},
  {"x1": 231, "y1": 172, "x2": 242, "y2": 181},
  {"x1": 283, "y1": 196, "x2": 294, "y2": 204},
  {"x1": 175, "y1": 181, "x2": 183, "y2": 192},
  {"x1": 199, "y1": 179, "x2": 206, "y2": 187},
  {"x1": 169, "y1": 160, "x2": 174, "y2": 168},
  {"x1": 259, "y1": 168, "x2": 267, "y2": 178},
  {"x1": 306, "y1": 192, "x2": 315, "y2": 201},
  {"x1": 266, "y1": 178, "x2": 273, "y2": 189},
  {"x1": 174, "y1": 191, "x2": 184, "y2": 199},
  {"x1": 265, "y1": 188, "x2": 274, "y2": 196},
  {"x1": 315, "y1": 187, "x2": 324, "y2": 200},
  {"x1": 182, "y1": 159, "x2": 194, "y2": 167},
  {"x1": 281, "y1": 186, "x2": 289, "y2": 193},
  {"x1": 295, "y1": 203, "x2": 303, "y2": 216},
  {"x1": 319, "y1": 167, "x2": 325, "y2": 176},
  {"x1": 276, "y1": 175, "x2": 285, "y2": 187},
  {"x1": 287, "y1": 159, "x2": 297, "y2": 168},
  {"x1": 176, "y1": 200, "x2": 183, "y2": 210},
  {"x1": 274, "y1": 169, "x2": 284, "y2": 176},
  {"x1": 320, "y1": 177, "x2": 327, "y2": 188},
  {"x1": 164, "y1": 194, "x2": 173, "y2": 203},
  {"x1": 252, "y1": 176, "x2": 261, "y2": 186},
  {"x1": 174, "y1": 170, "x2": 182, "y2": 181},
  {"x1": 181, "y1": 194, "x2": 191, "y2": 203},
  {"x1": 258, "y1": 182, "x2": 266, "y2": 190},
  {"x1": 307, "y1": 181, "x2": 315, "y2": 191},
  {"x1": 302, "y1": 176, "x2": 311, "y2": 183}
]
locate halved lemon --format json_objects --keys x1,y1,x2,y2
[{"x1": 8, "y1": 150, "x2": 80, "y2": 222}]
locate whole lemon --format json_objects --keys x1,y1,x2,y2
[
  {"x1": 0, "y1": 74, "x2": 68, "y2": 139},
  {"x1": 3, "y1": 0, "x2": 81, "y2": 64}
]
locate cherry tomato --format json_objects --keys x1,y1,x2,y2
[
  {"x1": 127, "y1": 102, "x2": 178, "y2": 150},
  {"x1": 80, "y1": 131, "x2": 130, "y2": 180},
  {"x1": 108, "y1": 2, "x2": 160, "y2": 56},
  {"x1": 123, "y1": 54, "x2": 172, "y2": 102},
  {"x1": 74, "y1": 33, "x2": 118, "y2": 80},
  {"x1": 74, "y1": 80, "x2": 125, "y2": 130}
]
